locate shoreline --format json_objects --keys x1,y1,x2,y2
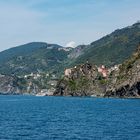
[{"x1": 0, "y1": 93, "x2": 140, "y2": 99}]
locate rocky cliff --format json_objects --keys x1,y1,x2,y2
[
  {"x1": 54, "y1": 63, "x2": 108, "y2": 97},
  {"x1": 105, "y1": 45, "x2": 140, "y2": 98},
  {"x1": 0, "y1": 75, "x2": 19, "y2": 94},
  {"x1": 54, "y1": 44, "x2": 140, "y2": 98},
  {"x1": 0, "y1": 74, "x2": 42, "y2": 94}
]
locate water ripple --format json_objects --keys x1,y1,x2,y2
[{"x1": 0, "y1": 96, "x2": 140, "y2": 140}]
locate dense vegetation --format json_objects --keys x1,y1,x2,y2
[
  {"x1": 70, "y1": 22, "x2": 140, "y2": 66},
  {"x1": 0, "y1": 42, "x2": 72, "y2": 76}
]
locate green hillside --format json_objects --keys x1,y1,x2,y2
[
  {"x1": 0, "y1": 42, "x2": 48, "y2": 63},
  {"x1": 0, "y1": 42, "x2": 72, "y2": 76},
  {"x1": 70, "y1": 22, "x2": 140, "y2": 67}
]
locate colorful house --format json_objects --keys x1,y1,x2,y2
[{"x1": 98, "y1": 65, "x2": 108, "y2": 78}]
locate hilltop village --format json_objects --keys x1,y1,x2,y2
[
  {"x1": 54, "y1": 62, "x2": 120, "y2": 97},
  {"x1": 64, "y1": 63, "x2": 119, "y2": 79}
]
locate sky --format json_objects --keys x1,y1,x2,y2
[{"x1": 0, "y1": 0, "x2": 140, "y2": 51}]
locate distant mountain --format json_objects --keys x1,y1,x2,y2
[
  {"x1": 70, "y1": 22, "x2": 140, "y2": 66},
  {"x1": 0, "y1": 42, "x2": 47, "y2": 63},
  {"x1": 0, "y1": 42, "x2": 73, "y2": 75}
]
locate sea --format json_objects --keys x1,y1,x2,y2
[{"x1": 0, "y1": 95, "x2": 140, "y2": 140}]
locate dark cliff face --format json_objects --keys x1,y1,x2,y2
[
  {"x1": 0, "y1": 75, "x2": 21, "y2": 94},
  {"x1": 105, "y1": 45, "x2": 140, "y2": 98},
  {"x1": 54, "y1": 45, "x2": 140, "y2": 98}
]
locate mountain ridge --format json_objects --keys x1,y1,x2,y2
[
  {"x1": 0, "y1": 22, "x2": 140, "y2": 76},
  {"x1": 69, "y1": 22, "x2": 140, "y2": 67}
]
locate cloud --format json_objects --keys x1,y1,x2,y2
[{"x1": 65, "y1": 41, "x2": 76, "y2": 48}]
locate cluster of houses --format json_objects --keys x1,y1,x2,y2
[
  {"x1": 64, "y1": 64, "x2": 120, "y2": 78},
  {"x1": 24, "y1": 73, "x2": 41, "y2": 79},
  {"x1": 23, "y1": 72, "x2": 58, "y2": 88},
  {"x1": 23, "y1": 72, "x2": 58, "y2": 96},
  {"x1": 23, "y1": 72, "x2": 57, "y2": 80}
]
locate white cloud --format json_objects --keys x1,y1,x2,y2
[{"x1": 65, "y1": 41, "x2": 76, "y2": 48}]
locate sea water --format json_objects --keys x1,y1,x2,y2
[{"x1": 0, "y1": 95, "x2": 140, "y2": 140}]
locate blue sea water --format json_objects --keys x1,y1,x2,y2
[{"x1": 0, "y1": 96, "x2": 140, "y2": 140}]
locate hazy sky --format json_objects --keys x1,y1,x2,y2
[{"x1": 0, "y1": 0, "x2": 140, "y2": 51}]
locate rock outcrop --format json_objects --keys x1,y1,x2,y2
[
  {"x1": 0, "y1": 74, "x2": 41, "y2": 95},
  {"x1": 0, "y1": 74, "x2": 20, "y2": 94},
  {"x1": 54, "y1": 63, "x2": 107, "y2": 97},
  {"x1": 105, "y1": 45, "x2": 140, "y2": 98}
]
